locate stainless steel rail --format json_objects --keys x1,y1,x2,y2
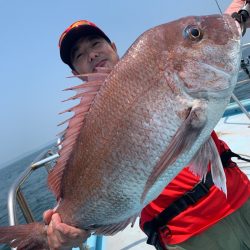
[
  {"x1": 7, "y1": 144, "x2": 59, "y2": 250},
  {"x1": 6, "y1": 138, "x2": 103, "y2": 250},
  {"x1": 231, "y1": 93, "x2": 250, "y2": 120},
  {"x1": 7, "y1": 147, "x2": 106, "y2": 250},
  {"x1": 7, "y1": 151, "x2": 59, "y2": 227}
]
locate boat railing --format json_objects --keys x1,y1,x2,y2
[
  {"x1": 7, "y1": 138, "x2": 105, "y2": 250},
  {"x1": 223, "y1": 98, "x2": 250, "y2": 117},
  {"x1": 8, "y1": 140, "x2": 60, "y2": 227}
]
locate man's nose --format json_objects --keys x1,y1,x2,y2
[{"x1": 88, "y1": 51, "x2": 99, "y2": 62}]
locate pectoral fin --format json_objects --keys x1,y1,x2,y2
[{"x1": 141, "y1": 105, "x2": 207, "y2": 203}]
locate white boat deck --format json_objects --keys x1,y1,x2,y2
[
  {"x1": 104, "y1": 112, "x2": 250, "y2": 250},
  {"x1": 215, "y1": 112, "x2": 250, "y2": 178},
  {"x1": 105, "y1": 219, "x2": 152, "y2": 250}
]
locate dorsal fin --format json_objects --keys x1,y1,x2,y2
[{"x1": 48, "y1": 68, "x2": 111, "y2": 198}]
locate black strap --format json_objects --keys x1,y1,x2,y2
[
  {"x1": 144, "y1": 173, "x2": 213, "y2": 248},
  {"x1": 143, "y1": 150, "x2": 250, "y2": 249},
  {"x1": 220, "y1": 150, "x2": 250, "y2": 166}
]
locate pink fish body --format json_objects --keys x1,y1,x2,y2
[{"x1": 0, "y1": 14, "x2": 241, "y2": 249}]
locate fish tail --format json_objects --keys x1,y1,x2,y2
[{"x1": 0, "y1": 222, "x2": 48, "y2": 250}]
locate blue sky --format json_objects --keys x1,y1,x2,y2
[{"x1": 0, "y1": 0, "x2": 248, "y2": 167}]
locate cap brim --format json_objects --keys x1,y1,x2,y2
[{"x1": 60, "y1": 25, "x2": 111, "y2": 67}]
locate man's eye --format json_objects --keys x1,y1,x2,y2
[
  {"x1": 92, "y1": 41, "x2": 100, "y2": 47},
  {"x1": 76, "y1": 53, "x2": 83, "y2": 59}
]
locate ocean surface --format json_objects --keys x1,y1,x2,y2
[{"x1": 0, "y1": 144, "x2": 57, "y2": 250}]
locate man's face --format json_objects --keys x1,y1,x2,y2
[{"x1": 70, "y1": 36, "x2": 119, "y2": 75}]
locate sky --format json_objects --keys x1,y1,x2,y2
[{"x1": 0, "y1": 0, "x2": 249, "y2": 168}]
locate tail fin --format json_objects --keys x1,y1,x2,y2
[{"x1": 0, "y1": 222, "x2": 48, "y2": 250}]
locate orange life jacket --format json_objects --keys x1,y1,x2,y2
[{"x1": 140, "y1": 131, "x2": 250, "y2": 248}]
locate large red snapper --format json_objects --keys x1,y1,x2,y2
[{"x1": 0, "y1": 14, "x2": 241, "y2": 249}]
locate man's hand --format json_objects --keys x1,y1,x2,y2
[
  {"x1": 43, "y1": 209, "x2": 91, "y2": 250},
  {"x1": 225, "y1": 0, "x2": 250, "y2": 29},
  {"x1": 225, "y1": 0, "x2": 245, "y2": 15}
]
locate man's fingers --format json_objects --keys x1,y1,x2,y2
[
  {"x1": 46, "y1": 213, "x2": 91, "y2": 249},
  {"x1": 51, "y1": 213, "x2": 62, "y2": 225},
  {"x1": 43, "y1": 209, "x2": 54, "y2": 225},
  {"x1": 225, "y1": 0, "x2": 245, "y2": 15},
  {"x1": 47, "y1": 225, "x2": 87, "y2": 249},
  {"x1": 53, "y1": 219, "x2": 90, "y2": 240}
]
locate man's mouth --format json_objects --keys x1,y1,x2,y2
[{"x1": 94, "y1": 59, "x2": 107, "y2": 68}]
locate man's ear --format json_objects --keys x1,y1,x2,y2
[{"x1": 111, "y1": 42, "x2": 117, "y2": 52}]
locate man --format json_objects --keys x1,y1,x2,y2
[
  {"x1": 58, "y1": 20, "x2": 119, "y2": 76},
  {"x1": 44, "y1": 1, "x2": 250, "y2": 249}
]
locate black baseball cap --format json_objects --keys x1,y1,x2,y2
[{"x1": 59, "y1": 20, "x2": 111, "y2": 68}]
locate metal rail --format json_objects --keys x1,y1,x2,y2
[
  {"x1": 7, "y1": 143, "x2": 59, "y2": 250},
  {"x1": 8, "y1": 151, "x2": 59, "y2": 226},
  {"x1": 6, "y1": 140, "x2": 104, "y2": 250},
  {"x1": 231, "y1": 93, "x2": 250, "y2": 120}
]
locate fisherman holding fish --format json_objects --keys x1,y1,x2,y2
[
  {"x1": 40, "y1": 1, "x2": 250, "y2": 250},
  {"x1": 0, "y1": 0, "x2": 248, "y2": 250}
]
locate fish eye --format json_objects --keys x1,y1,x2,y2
[{"x1": 183, "y1": 25, "x2": 203, "y2": 41}]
